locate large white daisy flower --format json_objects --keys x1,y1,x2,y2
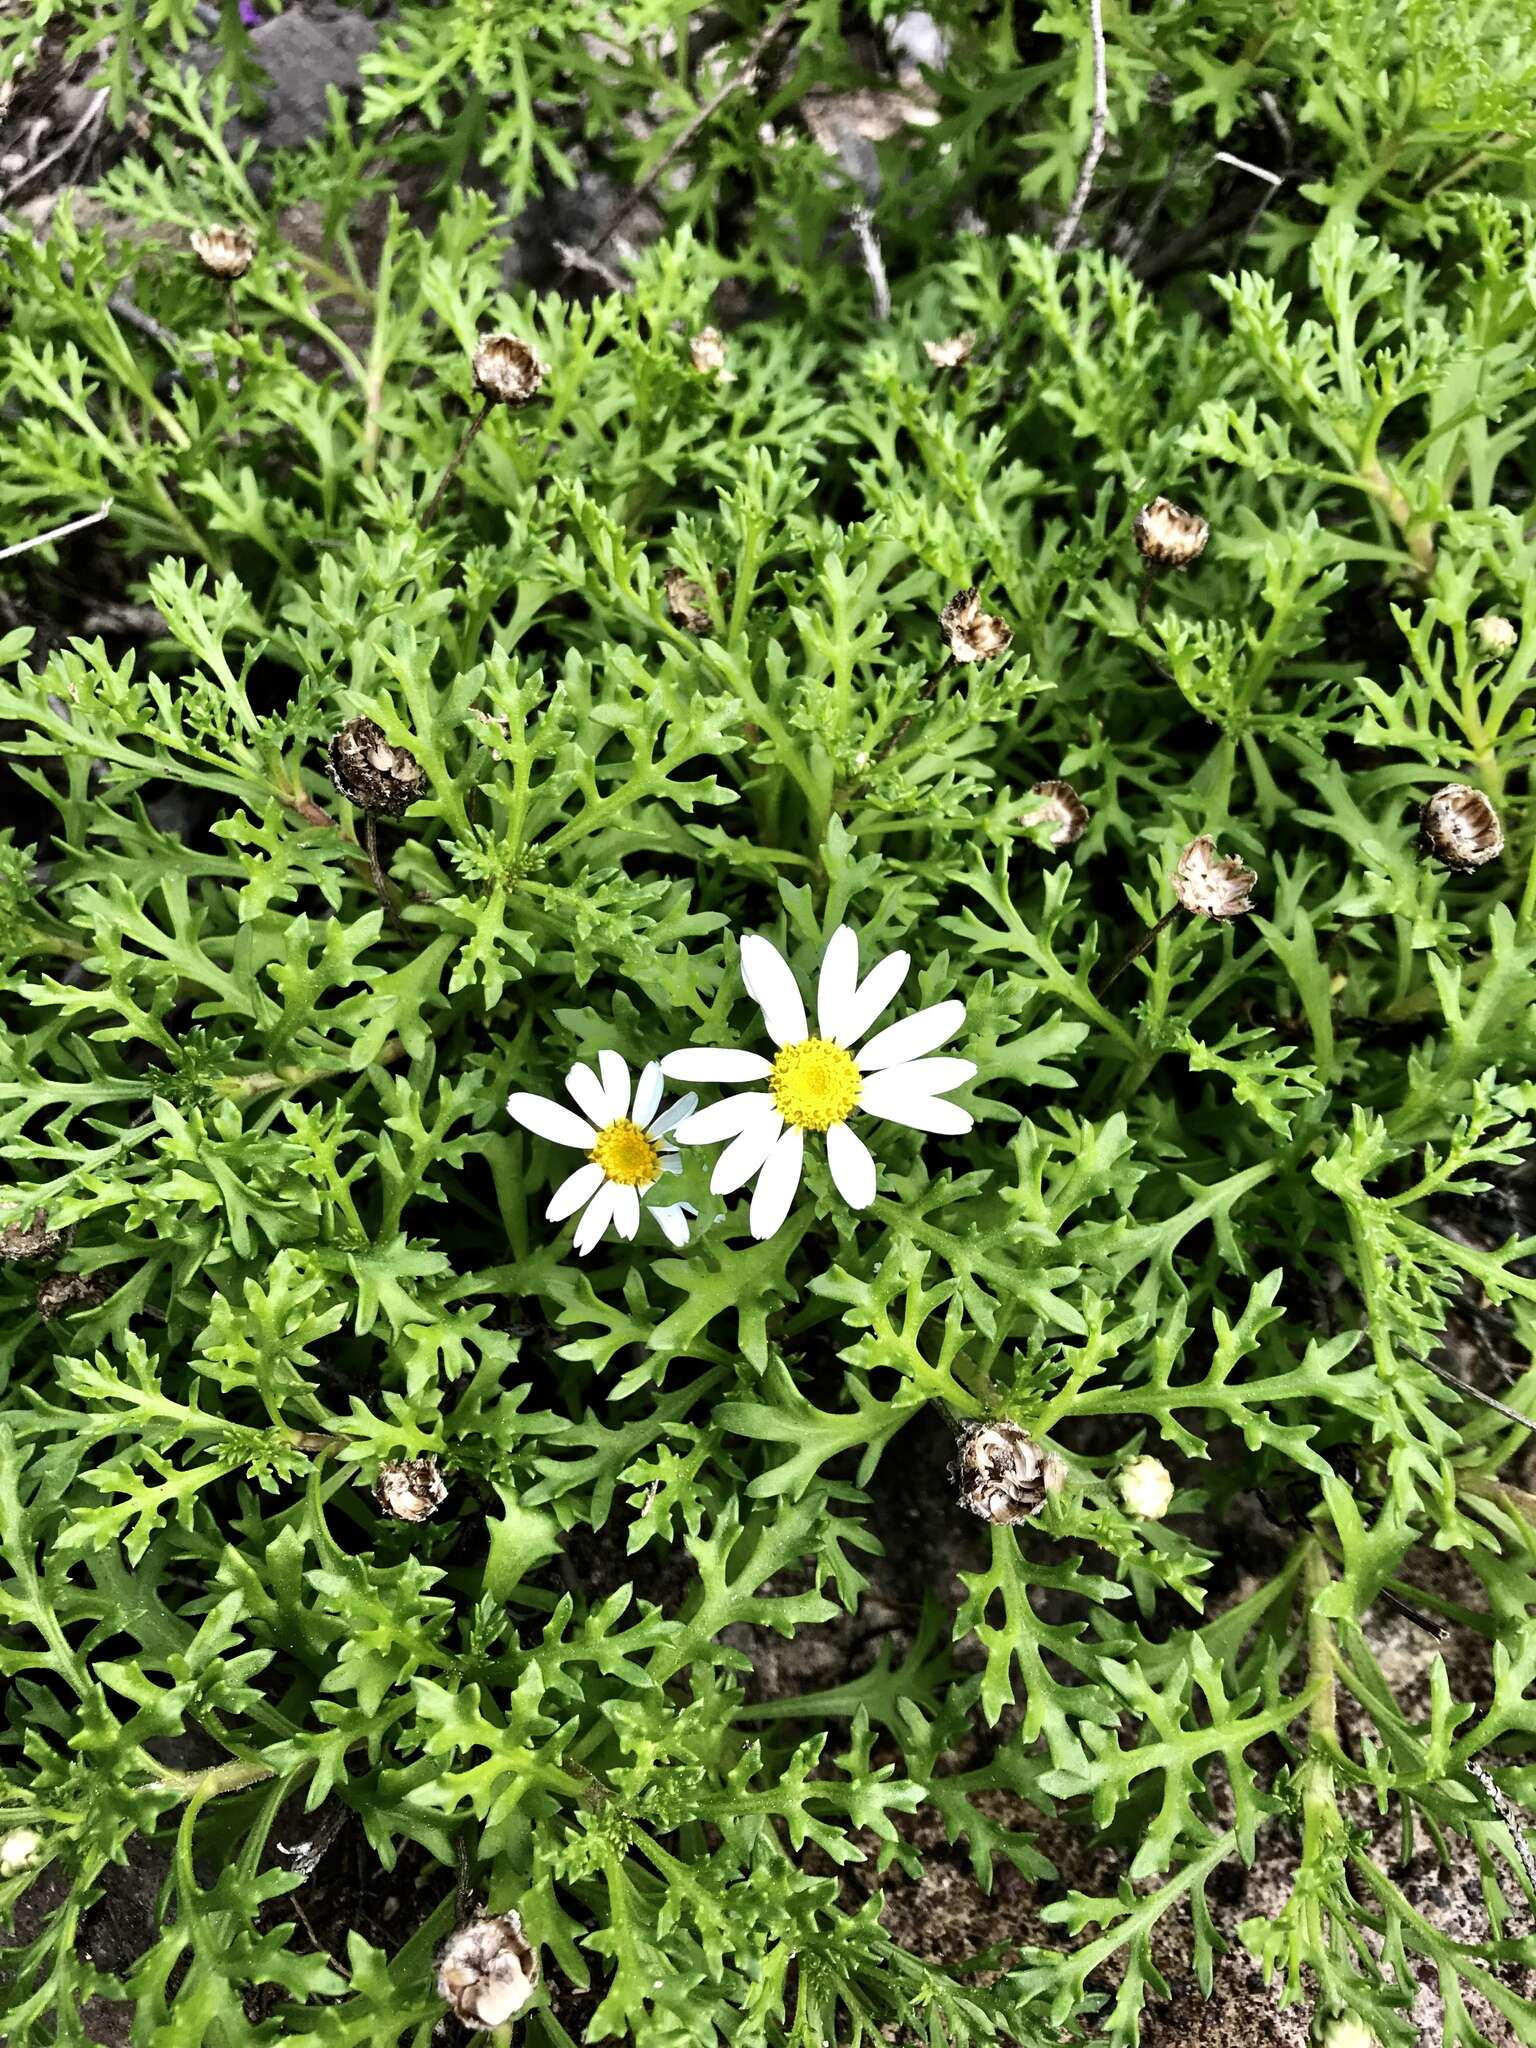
[
  {"x1": 507, "y1": 1053, "x2": 697, "y2": 1255},
  {"x1": 660, "y1": 926, "x2": 976, "y2": 1240}
]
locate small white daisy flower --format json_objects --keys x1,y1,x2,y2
[
  {"x1": 660, "y1": 926, "x2": 976, "y2": 1240},
  {"x1": 507, "y1": 1053, "x2": 696, "y2": 1255}
]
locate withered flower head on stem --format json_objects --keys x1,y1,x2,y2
[
  {"x1": 664, "y1": 567, "x2": 718, "y2": 634},
  {"x1": 436, "y1": 1911, "x2": 540, "y2": 2030},
  {"x1": 923, "y1": 332, "x2": 975, "y2": 369},
  {"x1": 955, "y1": 1421, "x2": 1065, "y2": 1525},
  {"x1": 1171, "y1": 836, "x2": 1257, "y2": 919},
  {"x1": 689, "y1": 327, "x2": 736, "y2": 381},
  {"x1": 36, "y1": 1271, "x2": 113, "y2": 1321},
  {"x1": 326, "y1": 718, "x2": 425, "y2": 818},
  {"x1": 0, "y1": 1211, "x2": 74, "y2": 1264},
  {"x1": 1134, "y1": 497, "x2": 1209, "y2": 569},
  {"x1": 1420, "y1": 784, "x2": 1503, "y2": 871},
  {"x1": 471, "y1": 333, "x2": 546, "y2": 407},
  {"x1": 374, "y1": 1456, "x2": 449, "y2": 1523},
  {"x1": 1024, "y1": 779, "x2": 1089, "y2": 848},
  {"x1": 939, "y1": 588, "x2": 1012, "y2": 663},
  {"x1": 190, "y1": 225, "x2": 255, "y2": 279}
]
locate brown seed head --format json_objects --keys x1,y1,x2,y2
[
  {"x1": 190, "y1": 225, "x2": 255, "y2": 279},
  {"x1": 326, "y1": 718, "x2": 425, "y2": 818},
  {"x1": 1024, "y1": 778, "x2": 1089, "y2": 848},
  {"x1": 436, "y1": 1911, "x2": 540, "y2": 2030},
  {"x1": 1134, "y1": 497, "x2": 1209, "y2": 570},
  {"x1": 0, "y1": 1211, "x2": 74, "y2": 1265},
  {"x1": 923, "y1": 332, "x2": 975, "y2": 369},
  {"x1": 689, "y1": 327, "x2": 735, "y2": 380},
  {"x1": 1171, "y1": 836, "x2": 1257, "y2": 919},
  {"x1": 940, "y1": 588, "x2": 1012, "y2": 663},
  {"x1": 1474, "y1": 614, "x2": 1517, "y2": 657},
  {"x1": 471, "y1": 334, "x2": 546, "y2": 407},
  {"x1": 374, "y1": 1456, "x2": 449, "y2": 1523},
  {"x1": 955, "y1": 1421, "x2": 1065, "y2": 1525},
  {"x1": 664, "y1": 568, "x2": 716, "y2": 634},
  {"x1": 36, "y1": 1271, "x2": 113, "y2": 1321},
  {"x1": 1420, "y1": 784, "x2": 1504, "y2": 871}
]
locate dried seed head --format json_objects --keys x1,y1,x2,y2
[
  {"x1": 923, "y1": 332, "x2": 974, "y2": 369},
  {"x1": 0, "y1": 1827, "x2": 42, "y2": 1877},
  {"x1": 955, "y1": 1422, "x2": 1065, "y2": 1525},
  {"x1": 326, "y1": 718, "x2": 426, "y2": 818},
  {"x1": 0, "y1": 1211, "x2": 74, "y2": 1264},
  {"x1": 1321, "y1": 2022, "x2": 1378, "y2": 2048},
  {"x1": 36, "y1": 1271, "x2": 113, "y2": 1321},
  {"x1": 1420, "y1": 784, "x2": 1503, "y2": 871},
  {"x1": 437, "y1": 1911, "x2": 540, "y2": 2030},
  {"x1": 374, "y1": 1456, "x2": 448, "y2": 1523},
  {"x1": 190, "y1": 225, "x2": 255, "y2": 279},
  {"x1": 1171, "y1": 836, "x2": 1257, "y2": 919},
  {"x1": 664, "y1": 567, "x2": 716, "y2": 634},
  {"x1": 1024, "y1": 778, "x2": 1089, "y2": 848},
  {"x1": 689, "y1": 327, "x2": 736, "y2": 381},
  {"x1": 940, "y1": 588, "x2": 1012, "y2": 663},
  {"x1": 1118, "y1": 1455, "x2": 1174, "y2": 1521},
  {"x1": 1474, "y1": 613, "x2": 1517, "y2": 657},
  {"x1": 1133, "y1": 497, "x2": 1209, "y2": 570},
  {"x1": 471, "y1": 334, "x2": 546, "y2": 408}
]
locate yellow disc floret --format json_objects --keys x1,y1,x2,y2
[
  {"x1": 590, "y1": 1118, "x2": 662, "y2": 1187},
  {"x1": 769, "y1": 1038, "x2": 861, "y2": 1132}
]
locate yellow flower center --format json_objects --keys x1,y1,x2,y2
[
  {"x1": 590, "y1": 1118, "x2": 661, "y2": 1187},
  {"x1": 769, "y1": 1037, "x2": 861, "y2": 1132}
]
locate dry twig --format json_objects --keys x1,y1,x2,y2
[
  {"x1": 1053, "y1": 0, "x2": 1108, "y2": 254},
  {"x1": 0, "y1": 501, "x2": 113, "y2": 564}
]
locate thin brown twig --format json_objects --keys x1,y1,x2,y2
[
  {"x1": 1053, "y1": 0, "x2": 1108, "y2": 254},
  {"x1": 362, "y1": 813, "x2": 405, "y2": 932},
  {"x1": 590, "y1": 0, "x2": 801, "y2": 255},
  {"x1": 1096, "y1": 906, "x2": 1179, "y2": 996},
  {"x1": 0, "y1": 501, "x2": 113, "y2": 563}
]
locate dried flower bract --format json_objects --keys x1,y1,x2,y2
[
  {"x1": 1420, "y1": 784, "x2": 1503, "y2": 871},
  {"x1": 664, "y1": 568, "x2": 717, "y2": 634},
  {"x1": 190, "y1": 225, "x2": 255, "y2": 279},
  {"x1": 1474, "y1": 614, "x2": 1517, "y2": 656},
  {"x1": 472, "y1": 334, "x2": 546, "y2": 408},
  {"x1": 36, "y1": 1271, "x2": 113, "y2": 1321},
  {"x1": 940, "y1": 588, "x2": 1011, "y2": 663},
  {"x1": 689, "y1": 327, "x2": 736, "y2": 381},
  {"x1": 437, "y1": 1911, "x2": 540, "y2": 2030},
  {"x1": 1024, "y1": 779, "x2": 1089, "y2": 848},
  {"x1": 1134, "y1": 497, "x2": 1209, "y2": 569},
  {"x1": 955, "y1": 1421, "x2": 1064, "y2": 1525},
  {"x1": 923, "y1": 332, "x2": 974, "y2": 369},
  {"x1": 1172, "y1": 836, "x2": 1257, "y2": 919},
  {"x1": 0, "y1": 1211, "x2": 74, "y2": 1264},
  {"x1": 374, "y1": 1456, "x2": 449, "y2": 1523},
  {"x1": 326, "y1": 718, "x2": 426, "y2": 818}
]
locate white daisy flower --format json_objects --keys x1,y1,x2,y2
[
  {"x1": 660, "y1": 926, "x2": 976, "y2": 1240},
  {"x1": 507, "y1": 1053, "x2": 697, "y2": 1255}
]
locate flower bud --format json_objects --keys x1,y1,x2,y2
[
  {"x1": 689, "y1": 327, "x2": 736, "y2": 381},
  {"x1": 1420, "y1": 784, "x2": 1503, "y2": 871},
  {"x1": 1134, "y1": 496, "x2": 1209, "y2": 569},
  {"x1": 36, "y1": 1271, "x2": 113, "y2": 1321},
  {"x1": 1172, "y1": 836, "x2": 1257, "y2": 919},
  {"x1": 940, "y1": 588, "x2": 1012, "y2": 663},
  {"x1": 0, "y1": 1827, "x2": 42, "y2": 1877},
  {"x1": 190, "y1": 225, "x2": 255, "y2": 279},
  {"x1": 471, "y1": 334, "x2": 546, "y2": 408},
  {"x1": 664, "y1": 568, "x2": 716, "y2": 634},
  {"x1": 1474, "y1": 614, "x2": 1517, "y2": 657},
  {"x1": 955, "y1": 1422, "x2": 1065, "y2": 1525},
  {"x1": 1321, "y1": 2020, "x2": 1377, "y2": 2048},
  {"x1": 1118, "y1": 1455, "x2": 1174, "y2": 1520},
  {"x1": 0, "y1": 1211, "x2": 74, "y2": 1264},
  {"x1": 437, "y1": 1911, "x2": 540, "y2": 2030},
  {"x1": 1024, "y1": 778, "x2": 1088, "y2": 848},
  {"x1": 374, "y1": 1456, "x2": 448, "y2": 1523},
  {"x1": 923, "y1": 332, "x2": 974, "y2": 369},
  {"x1": 326, "y1": 718, "x2": 426, "y2": 818}
]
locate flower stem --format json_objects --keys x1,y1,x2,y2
[
  {"x1": 1096, "y1": 905, "x2": 1179, "y2": 995},
  {"x1": 422, "y1": 399, "x2": 492, "y2": 525},
  {"x1": 363, "y1": 813, "x2": 405, "y2": 932}
]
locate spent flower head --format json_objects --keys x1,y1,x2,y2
[
  {"x1": 664, "y1": 567, "x2": 717, "y2": 633},
  {"x1": 939, "y1": 588, "x2": 1012, "y2": 663},
  {"x1": 923, "y1": 332, "x2": 975, "y2": 369},
  {"x1": 472, "y1": 333, "x2": 546, "y2": 407},
  {"x1": 1172, "y1": 836, "x2": 1257, "y2": 919},
  {"x1": 690, "y1": 326, "x2": 736, "y2": 380},
  {"x1": 0, "y1": 1211, "x2": 74, "y2": 1264},
  {"x1": 436, "y1": 1911, "x2": 539, "y2": 2030},
  {"x1": 955, "y1": 1422, "x2": 1065, "y2": 1524},
  {"x1": 507, "y1": 1054, "x2": 696, "y2": 1255},
  {"x1": 1024, "y1": 778, "x2": 1089, "y2": 848},
  {"x1": 374, "y1": 1456, "x2": 449, "y2": 1522},
  {"x1": 190, "y1": 224, "x2": 255, "y2": 278},
  {"x1": 1134, "y1": 496, "x2": 1209, "y2": 569},
  {"x1": 326, "y1": 718, "x2": 425, "y2": 818},
  {"x1": 1420, "y1": 784, "x2": 1503, "y2": 870}
]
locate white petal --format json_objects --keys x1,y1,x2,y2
[
  {"x1": 858, "y1": 1072, "x2": 974, "y2": 1134},
  {"x1": 674, "y1": 1094, "x2": 776, "y2": 1146},
  {"x1": 816, "y1": 925, "x2": 860, "y2": 1038},
  {"x1": 652, "y1": 1203, "x2": 691, "y2": 1248},
  {"x1": 631, "y1": 1061, "x2": 663, "y2": 1129},
  {"x1": 508, "y1": 1092, "x2": 598, "y2": 1151},
  {"x1": 711, "y1": 1110, "x2": 785, "y2": 1196},
  {"x1": 872, "y1": 1056, "x2": 975, "y2": 1097},
  {"x1": 572, "y1": 1181, "x2": 617, "y2": 1255},
  {"x1": 750, "y1": 1127, "x2": 804, "y2": 1240},
  {"x1": 647, "y1": 1091, "x2": 697, "y2": 1138},
  {"x1": 564, "y1": 1061, "x2": 613, "y2": 1127},
  {"x1": 826, "y1": 1121, "x2": 877, "y2": 1209},
  {"x1": 661, "y1": 1048, "x2": 775, "y2": 1082},
  {"x1": 740, "y1": 934, "x2": 807, "y2": 1047},
  {"x1": 840, "y1": 950, "x2": 910, "y2": 1048},
  {"x1": 597, "y1": 1049, "x2": 631, "y2": 1122},
  {"x1": 658, "y1": 1151, "x2": 682, "y2": 1174},
  {"x1": 546, "y1": 1161, "x2": 604, "y2": 1222},
  {"x1": 611, "y1": 1183, "x2": 641, "y2": 1240},
  {"x1": 856, "y1": 999, "x2": 965, "y2": 1073}
]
